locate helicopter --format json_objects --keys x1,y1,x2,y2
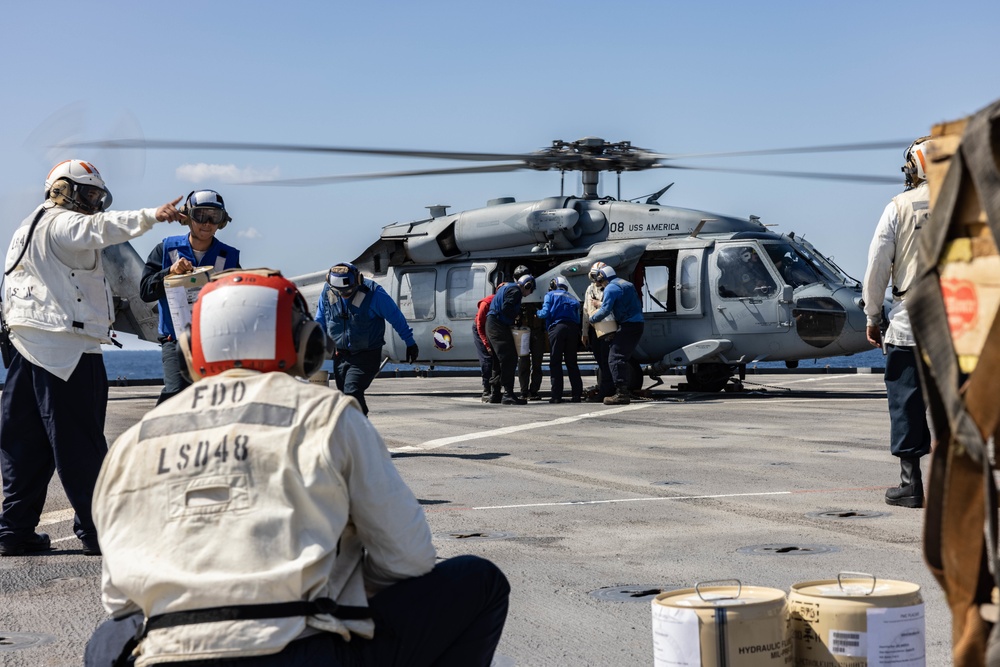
[{"x1": 92, "y1": 135, "x2": 907, "y2": 392}]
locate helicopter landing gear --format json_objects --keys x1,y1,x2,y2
[{"x1": 683, "y1": 363, "x2": 737, "y2": 393}]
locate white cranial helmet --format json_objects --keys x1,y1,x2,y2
[
  {"x1": 44, "y1": 159, "x2": 113, "y2": 213},
  {"x1": 902, "y1": 136, "x2": 935, "y2": 189}
]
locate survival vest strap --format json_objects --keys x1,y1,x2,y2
[
  {"x1": 908, "y1": 98, "x2": 1000, "y2": 666},
  {"x1": 113, "y1": 598, "x2": 371, "y2": 667}
]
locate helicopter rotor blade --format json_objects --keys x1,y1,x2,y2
[
  {"x1": 651, "y1": 163, "x2": 901, "y2": 184},
  {"x1": 241, "y1": 162, "x2": 526, "y2": 186},
  {"x1": 65, "y1": 138, "x2": 535, "y2": 163},
  {"x1": 650, "y1": 139, "x2": 911, "y2": 161}
]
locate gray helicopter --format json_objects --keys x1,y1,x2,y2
[{"x1": 95, "y1": 136, "x2": 905, "y2": 392}]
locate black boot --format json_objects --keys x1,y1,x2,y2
[{"x1": 885, "y1": 457, "x2": 924, "y2": 508}]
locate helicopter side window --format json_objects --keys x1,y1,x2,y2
[
  {"x1": 398, "y1": 269, "x2": 436, "y2": 321},
  {"x1": 639, "y1": 262, "x2": 675, "y2": 314},
  {"x1": 716, "y1": 246, "x2": 776, "y2": 299},
  {"x1": 679, "y1": 255, "x2": 699, "y2": 310},
  {"x1": 446, "y1": 267, "x2": 487, "y2": 319}
]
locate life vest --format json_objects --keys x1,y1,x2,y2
[
  {"x1": 157, "y1": 235, "x2": 240, "y2": 339},
  {"x1": 4, "y1": 205, "x2": 114, "y2": 341},
  {"x1": 321, "y1": 280, "x2": 384, "y2": 352}
]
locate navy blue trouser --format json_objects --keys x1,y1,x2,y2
[
  {"x1": 607, "y1": 321, "x2": 644, "y2": 389},
  {"x1": 884, "y1": 344, "x2": 931, "y2": 459},
  {"x1": 485, "y1": 316, "x2": 517, "y2": 396},
  {"x1": 471, "y1": 324, "x2": 492, "y2": 392},
  {"x1": 517, "y1": 327, "x2": 545, "y2": 397},
  {"x1": 0, "y1": 350, "x2": 108, "y2": 542},
  {"x1": 548, "y1": 321, "x2": 582, "y2": 401},
  {"x1": 157, "y1": 339, "x2": 191, "y2": 405},
  {"x1": 587, "y1": 327, "x2": 614, "y2": 398},
  {"x1": 85, "y1": 555, "x2": 510, "y2": 667},
  {"x1": 333, "y1": 348, "x2": 383, "y2": 416}
]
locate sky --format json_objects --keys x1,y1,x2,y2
[{"x1": 2, "y1": 0, "x2": 998, "y2": 338}]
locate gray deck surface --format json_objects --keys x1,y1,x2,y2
[{"x1": 0, "y1": 372, "x2": 951, "y2": 666}]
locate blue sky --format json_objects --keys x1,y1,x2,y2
[{"x1": 2, "y1": 0, "x2": 998, "y2": 297}]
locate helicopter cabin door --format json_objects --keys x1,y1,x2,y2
[
  {"x1": 391, "y1": 262, "x2": 497, "y2": 363},
  {"x1": 710, "y1": 243, "x2": 787, "y2": 338}
]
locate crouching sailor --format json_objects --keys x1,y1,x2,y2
[{"x1": 85, "y1": 269, "x2": 510, "y2": 666}]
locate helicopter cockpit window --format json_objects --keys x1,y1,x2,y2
[
  {"x1": 446, "y1": 267, "x2": 487, "y2": 319},
  {"x1": 716, "y1": 246, "x2": 777, "y2": 298},
  {"x1": 398, "y1": 269, "x2": 436, "y2": 321},
  {"x1": 761, "y1": 242, "x2": 823, "y2": 289}
]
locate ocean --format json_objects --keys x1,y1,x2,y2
[{"x1": 0, "y1": 347, "x2": 889, "y2": 383}]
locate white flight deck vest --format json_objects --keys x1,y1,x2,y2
[
  {"x1": 889, "y1": 181, "x2": 931, "y2": 298},
  {"x1": 94, "y1": 371, "x2": 383, "y2": 665},
  {"x1": 3, "y1": 205, "x2": 117, "y2": 341}
]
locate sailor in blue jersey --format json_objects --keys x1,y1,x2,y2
[
  {"x1": 140, "y1": 190, "x2": 240, "y2": 405},
  {"x1": 589, "y1": 264, "x2": 644, "y2": 405},
  {"x1": 315, "y1": 263, "x2": 419, "y2": 416},
  {"x1": 537, "y1": 277, "x2": 583, "y2": 403},
  {"x1": 485, "y1": 274, "x2": 536, "y2": 405}
]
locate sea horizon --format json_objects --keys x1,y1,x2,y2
[{"x1": 0, "y1": 346, "x2": 889, "y2": 383}]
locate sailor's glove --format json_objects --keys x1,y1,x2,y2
[{"x1": 405, "y1": 344, "x2": 419, "y2": 363}]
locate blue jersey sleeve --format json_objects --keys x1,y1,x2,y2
[
  {"x1": 536, "y1": 292, "x2": 554, "y2": 320},
  {"x1": 370, "y1": 285, "x2": 416, "y2": 346}
]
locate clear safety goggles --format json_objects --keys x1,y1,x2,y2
[
  {"x1": 189, "y1": 207, "x2": 227, "y2": 225},
  {"x1": 78, "y1": 184, "x2": 112, "y2": 211}
]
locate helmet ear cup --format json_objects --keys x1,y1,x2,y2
[
  {"x1": 294, "y1": 320, "x2": 327, "y2": 378},
  {"x1": 177, "y1": 325, "x2": 202, "y2": 383},
  {"x1": 48, "y1": 179, "x2": 73, "y2": 208},
  {"x1": 179, "y1": 191, "x2": 195, "y2": 227}
]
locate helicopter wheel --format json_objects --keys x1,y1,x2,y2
[{"x1": 684, "y1": 363, "x2": 735, "y2": 393}]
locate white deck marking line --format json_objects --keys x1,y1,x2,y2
[
  {"x1": 474, "y1": 490, "x2": 792, "y2": 510},
  {"x1": 781, "y1": 374, "x2": 874, "y2": 385},
  {"x1": 51, "y1": 535, "x2": 79, "y2": 544},
  {"x1": 38, "y1": 508, "x2": 75, "y2": 526},
  {"x1": 388, "y1": 403, "x2": 654, "y2": 453}
]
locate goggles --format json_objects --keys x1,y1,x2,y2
[
  {"x1": 77, "y1": 184, "x2": 112, "y2": 211},
  {"x1": 190, "y1": 207, "x2": 228, "y2": 225}
]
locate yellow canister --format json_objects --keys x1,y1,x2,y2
[
  {"x1": 652, "y1": 580, "x2": 793, "y2": 667},
  {"x1": 788, "y1": 572, "x2": 924, "y2": 667}
]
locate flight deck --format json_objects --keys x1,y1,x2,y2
[{"x1": 0, "y1": 372, "x2": 950, "y2": 666}]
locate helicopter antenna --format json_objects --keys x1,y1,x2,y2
[
  {"x1": 560, "y1": 170, "x2": 565, "y2": 197},
  {"x1": 617, "y1": 171, "x2": 622, "y2": 201},
  {"x1": 646, "y1": 182, "x2": 674, "y2": 205}
]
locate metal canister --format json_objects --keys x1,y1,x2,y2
[
  {"x1": 788, "y1": 572, "x2": 924, "y2": 667},
  {"x1": 652, "y1": 580, "x2": 792, "y2": 667}
]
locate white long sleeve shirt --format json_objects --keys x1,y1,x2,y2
[{"x1": 861, "y1": 183, "x2": 930, "y2": 347}]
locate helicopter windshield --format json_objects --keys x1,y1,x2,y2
[
  {"x1": 784, "y1": 235, "x2": 859, "y2": 287},
  {"x1": 761, "y1": 242, "x2": 824, "y2": 288}
]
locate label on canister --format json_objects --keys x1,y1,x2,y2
[
  {"x1": 511, "y1": 328, "x2": 531, "y2": 356},
  {"x1": 163, "y1": 266, "x2": 213, "y2": 331},
  {"x1": 652, "y1": 585, "x2": 792, "y2": 667},
  {"x1": 789, "y1": 577, "x2": 924, "y2": 667}
]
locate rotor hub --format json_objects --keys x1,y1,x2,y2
[{"x1": 525, "y1": 137, "x2": 660, "y2": 172}]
